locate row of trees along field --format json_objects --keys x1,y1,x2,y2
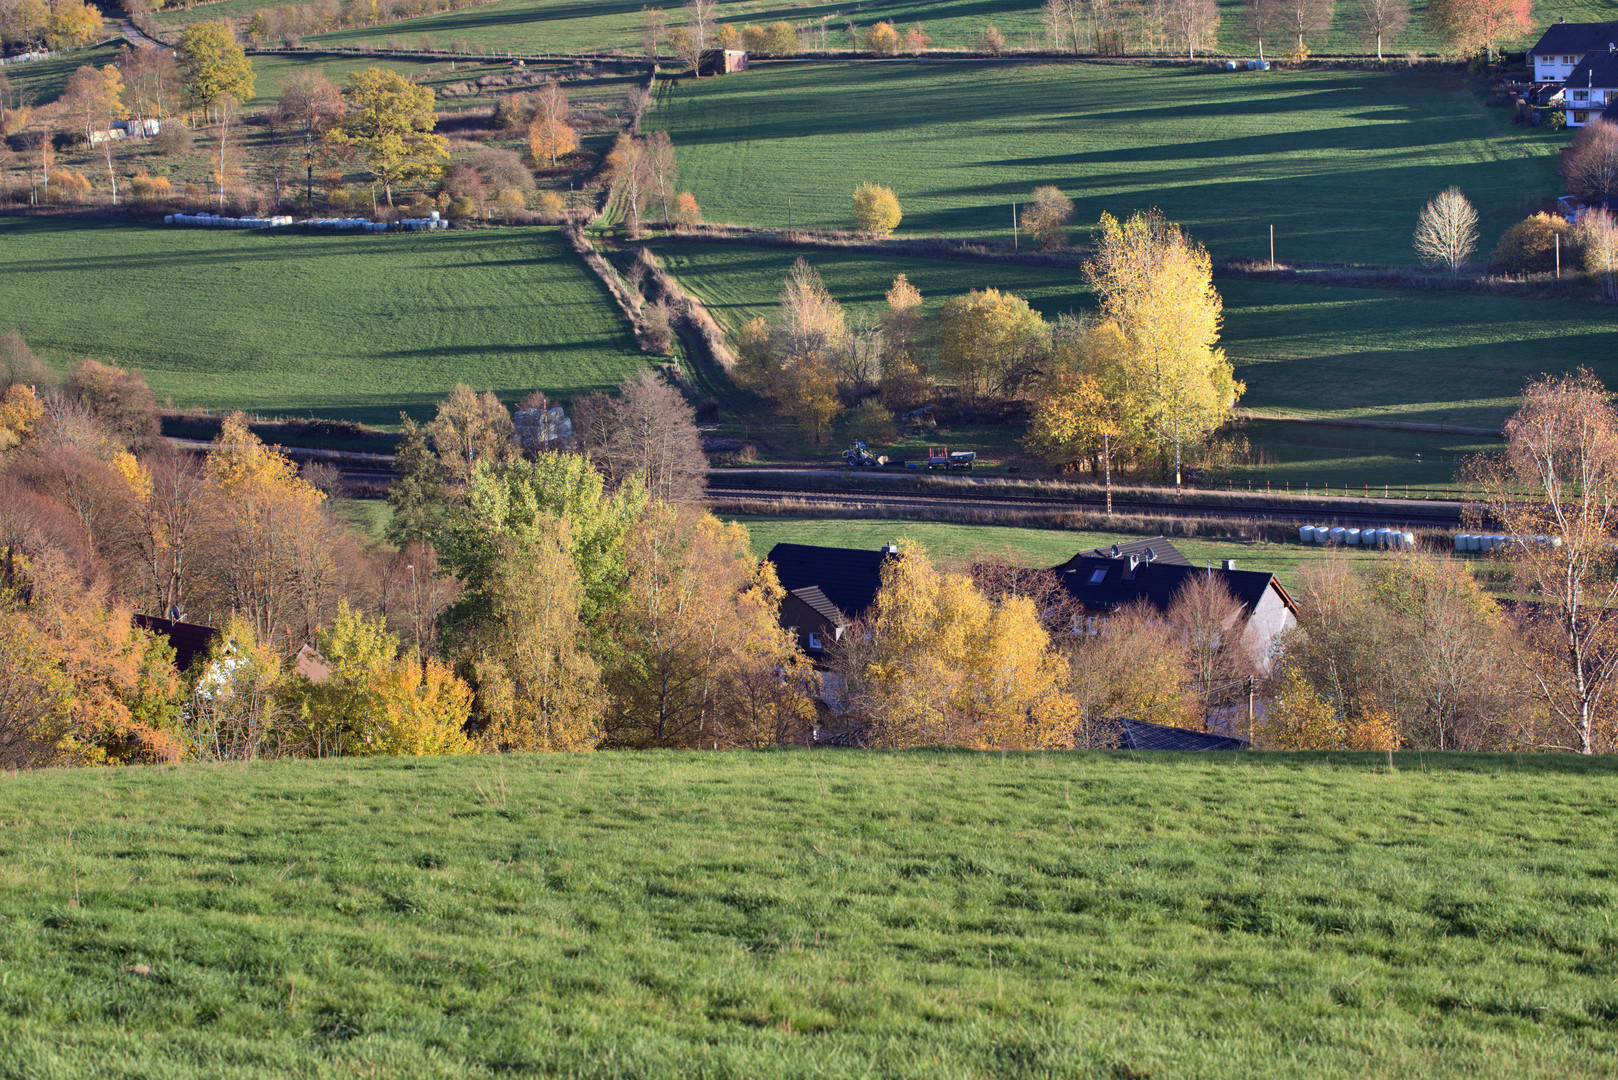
[
  {"x1": 0, "y1": 322, "x2": 1616, "y2": 761},
  {"x1": 3, "y1": 27, "x2": 574, "y2": 218},
  {"x1": 732, "y1": 208, "x2": 1240, "y2": 491}
]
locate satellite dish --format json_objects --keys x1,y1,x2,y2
[
  {"x1": 1144, "y1": 547, "x2": 1156, "y2": 563},
  {"x1": 1108, "y1": 544, "x2": 1120, "y2": 558}
]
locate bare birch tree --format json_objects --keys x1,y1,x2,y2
[
  {"x1": 1563, "y1": 119, "x2": 1618, "y2": 206},
  {"x1": 1351, "y1": 0, "x2": 1408, "y2": 58},
  {"x1": 1578, "y1": 209, "x2": 1618, "y2": 299},
  {"x1": 1413, "y1": 186, "x2": 1478, "y2": 280},
  {"x1": 1165, "y1": 0, "x2": 1222, "y2": 57},
  {"x1": 1466, "y1": 370, "x2": 1618, "y2": 754}
]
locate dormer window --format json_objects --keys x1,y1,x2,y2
[{"x1": 1089, "y1": 568, "x2": 1107, "y2": 584}]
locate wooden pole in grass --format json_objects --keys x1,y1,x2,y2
[
  {"x1": 1012, "y1": 203, "x2": 1018, "y2": 251},
  {"x1": 1556, "y1": 233, "x2": 1561, "y2": 278},
  {"x1": 1269, "y1": 224, "x2": 1275, "y2": 267}
]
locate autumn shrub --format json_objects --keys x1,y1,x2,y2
[
  {"x1": 1491, "y1": 212, "x2": 1574, "y2": 273},
  {"x1": 863, "y1": 20, "x2": 900, "y2": 54},
  {"x1": 129, "y1": 171, "x2": 172, "y2": 202},
  {"x1": 152, "y1": 122, "x2": 192, "y2": 157},
  {"x1": 45, "y1": 170, "x2": 91, "y2": 204},
  {"x1": 978, "y1": 24, "x2": 1005, "y2": 54},
  {"x1": 851, "y1": 182, "x2": 901, "y2": 237}
]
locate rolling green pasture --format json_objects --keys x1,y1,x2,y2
[
  {"x1": 653, "y1": 62, "x2": 1560, "y2": 265},
  {"x1": 653, "y1": 240, "x2": 1618, "y2": 484},
  {"x1": 1, "y1": 751, "x2": 1615, "y2": 1078},
  {"x1": 0, "y1": 219, "x2": 648, "y2": 424},
  {"x1": 292, "y1": 0, "x2": 1618, "y2": 57},
  {"x1": 730, "y1": 514, "x2": 1406, "y2": 587}
]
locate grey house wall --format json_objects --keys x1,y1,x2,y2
[{"x1": 1238, "y1": 586, "x2": 1296, "y2": 674}]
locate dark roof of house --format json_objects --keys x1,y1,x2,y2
[
  {"x1": 133, "y1": 614, "x2": 218, "y2": 672},
  {"x1": 1055, "y1": 555, "x2": 1294, "y2": 617},
  {"x1": 1567, "y1": 48, "x2": 1618, "y2": 87},
  {"x1": 1530, "y1": 21, "x2": 1618, "y2": 56},
  {"x1": 788, "y1": 585, "x2": 846, "y2": 625},
  {"x1": 1054, "y1": 536, "x2": 1190, "y2": 571},
  {"x1": 767, "y1": 543, "x2": 895, "y2": 623},
  {"x1": 1115, "y1": 718, "x2": 1249, "y2": 751}
]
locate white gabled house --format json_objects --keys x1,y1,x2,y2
[
  {"x1": 1562, "y1": 48, "x2": 1618, "y2": 127},
  {"x1": 1528, "y1": 20, "x2": 1618, "y2": 85}
]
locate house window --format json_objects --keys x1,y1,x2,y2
[
  {"x1": 1577, "y1": 110, "x2": 1591, "y2": 123},
  {"x1": 1089, "y1": 568, "x2": 1107, "y2": 584},
  {"x1": 1575, "y1": 89, "x2": 1589, "y2": 101},
  {"x1": 808, "y1": 632, "x2": 823, "y2": 650},
  {"x1": 1567, "y1": 55, "x2": 1577, "y2": 64}
]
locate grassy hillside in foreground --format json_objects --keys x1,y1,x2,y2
[
  {"x1": 728, "y1": 515, "x2": 1407, "y2": 588},
  {"x1": 294, "y1": 0, "x2": 1618, "y2": 58},
  {"x1": 0, "y1": 220, "x2": 649, "y2": 425},
  {"x1": 1, "y1": 751, "x2": 1614, "y2": 1078},
  {"x1": 651, "y1": 63, "x2": 1558, "y2": 265}
]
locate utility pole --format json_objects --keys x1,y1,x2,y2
[
  {"x1": 1247, "y1": 676, "x2": 1255, "y2": 730},
  {"x1": 1269, "y1": 224, "x2": 1274, "y2": 268},
  {"x1": 1556, "y1": 233, "x2": 1561, "y2": 278},
  {"x1": 1012, "y1": 203, "x2": 1018, "y2": 251}
]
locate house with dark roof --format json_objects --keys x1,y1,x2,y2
[
  {"x1": 1054, "y1": 548, "x2": 1297, "y2": 673},
  {"x1": 1106, "y1": 717, "x2": 1249, "y2": 751},
  {"x1": 1561, "y1": 43, "x2": 1618, "y2": 125},
  {"x1": 1529, "y1": 20, "x2": 1618, "y2": 87},
  {"x1": 1053, "y1": 535, "x2": 1190, "y2": 572},
  {"x1": 133, "y1": 614, "x2": 218, "y2": 673},
  {"x1": 766, "y1": 542, "x2": 898, "y2": 659}
]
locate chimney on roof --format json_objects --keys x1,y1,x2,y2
[
  {"x1": 1124, "y1": 553, "x2": 1142, "y2": 579},
  {"x1": 1223, "y1": 559, "x2": 1237, "y2": 570},
  {"x1": 880, "y1": 543, "x2": 899, "y2": 555}
]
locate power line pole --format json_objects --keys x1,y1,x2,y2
[
  {"x1": 1012, "y1": 203, "x2": 1018, "y2": 251},
  {"x1": 1269, "y1": 224, "x2": 1275, "y2": 268}
]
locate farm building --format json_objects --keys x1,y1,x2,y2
[
  {"x1": 1528, "y1": 20, "x2": 1618, "y2": 85},
  {"x1": 1054, "y1": 549, "x2": 1297, "y2": 674},
  {"x1": 765, "y1": 542, "x2": 897, "y2": 659},
  {"x1": 697, "y1": 49, "x2": 748, "y2": 75},
  {"x1": 133, "y1": 614, "x2": 217, "y2": 673}
]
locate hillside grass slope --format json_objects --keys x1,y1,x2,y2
[{"x1": 1, "y1": 751, "x2": 1614, "y2": 1078}]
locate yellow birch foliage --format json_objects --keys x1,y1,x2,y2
[
  {"x1": 359, "y1": 659, "x2": 474, "y2": 756},
  {"x1": 850, "y1": 546, "x2": 1076, "y2": 749},
  {"x1": 864, "y1": 20, "x2": 901, "y2": 53},
  {"x1": 0, "y1": 384, "x2": 43, "y2": 453},
  {"x1": 852, "y1": 181, "x2": 902, "y2": 236},
  {"x1": 934, "y1": 287, "x2": 1048, "y2": 402},
  {"x1": 1255, "y1": 665, "x2": 1346, "y2": 750}
]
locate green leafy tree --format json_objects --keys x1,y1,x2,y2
[
  {"x1": 177, "y1": 22, "x2": 254, "y2": 208},
  {"x1": 386, "y1": 415, "x2": 449, "y2": 550},
  {"x1": 327, "y1": 67, "x2": 448, "y2": 207}
]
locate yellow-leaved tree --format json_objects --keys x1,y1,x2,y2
[
  {"x1": 1025, "y1": 316, "x2": 1143, "y2": 511},
  {"x1": 835, "y1": 545, "x2": 1077, "y2": 749},
  {"x1": 1086, "y1": 210, "x2": 1241, "y2": 486},
  {"x1": 934, "y1": 287, "x2": 1048, "y2": 403},
  {"x1": 327, "y1": 67, "x2": 448, "y2": 206},
  {"x1": 851, "y1": 181, "x2": 901, "y2": 236}
]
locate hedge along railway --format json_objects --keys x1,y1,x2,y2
[
  {"x1": 0, "y1": 219, "x2": 651, "y2": 425},
  {"x1": 649, "y1": 62, "x2": 1557, "y2": 267}
]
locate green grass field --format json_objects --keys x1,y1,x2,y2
[
  {"x1": 1, "y1": 751, "x2": 1614, "y2": 1078},
  {"x1": 653, "y1": 240, "x2": 1618, "y2": 484},
  {"x1": 729, "y1": 514, "x2": 1408, "y2": 587},
  {"x1": 0, "y1": 219, "x2": 649, "y2": 424},
  {"x1": 290, "y1": 0, "x2": 1618, "y2": 57},
  {"x1": 652, "y1": 63, "x2": 1558, "y2": 265}
]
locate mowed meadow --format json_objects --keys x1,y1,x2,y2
[
  {"x1": 1, "y1": 752, "x2": 1615, "y2": 1078},
  {"x1": 289, "y1": 0, "x2": 1618, "y2": 58},
  {"x1": 0, "y1": 220, "x2": 650, "y2": 424},
  {"x1": 652, "y1": 63, "x2": 1558, "y2": 265}
]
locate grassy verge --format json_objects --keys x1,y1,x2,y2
[
  {"x1": 1, "y1": 751, "x2": 1614, "y2": 1078},
  {"x1": 651, "y1": 63, "x2": 1560, "y2": 265},
  {"x1": 0, "y1": 219, "x2": 650, "y2": 425}
]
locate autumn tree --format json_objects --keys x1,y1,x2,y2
[
  {"x1": 1466, "y1": 370, "x2": 1618, "y2": 754},
  {"x1": 327, "y1": 67, "x2": 448, "y2": 207},
  {"x1": 182, "y1": 614, "x2": 285, "y2": 761},
  {"x1": 598, "y1": 369, "x2": 708, "y2": 505},
  {"x1": 1351, "y1": 0, "x2": 1408, "y2": 58},
  {"x1": 978, "y1": 24, "x2": 1006, "y2": 53},
  {"x1": 178, "y1": 22, "x2": 254, "y2": 207},
  {"x1": 1413, "y1": 186, "x2": 1478, "y2": 280},
  {"x1": 673, "y1": 190, "x2": 701, "y2": 227},
  {"x1": 1067, "y1": 602, "x2": 1202, "y2": 742},
  {"x1": 1246, "y1": 0, "x2": 1285, "y2": 58},
  {"x1": 1578, "y1": 208, "x2": 1618, "y2": 299},
  {"x1": 471, "y1": 518, "x2": 604, "y2": 752},
  {"x1": 1025, "y1": 317, "x2": 1140, "y2": 510},
  {"x1": 1042, "y1": 0, "x2": 1087, "y2": 52},
  {"x1": 1562, "y1": 119, "x2": 1618, "y2": 207},
  {"x1": 0, "y1": 609, "x2": 71, "y2": 770},
  {"x1": 740, "y1": 258, "x2": 847, "y2": 441},
  {"x1": 669, "y1": 0, "x2": 717, "y2": 74},
  {"x1": 878, "y1": 273, "x2": 929, "y2": 410},
  {"x1": 1165, "y1": 0, "x2": 1221, "y2": 57},
  {"x1": 852, "y1": 181, "x2": 901, "y2": 236},
  {"x1": 604, "y1": 506, "x2": 812, "y2": 748},
  {"x1": 1086, "y1": 210, "x2": 1239, "y2": 486},
  {"x1": 427, "y1": 383, "x2": 515, "y2": 484},
  {"x1": 1426, "y1": 0, "x2": 1531, "y2": 59},
  {"x1": 864, "y1": 20, "x2": 901, "y2": 53},
  {"x1": 1491, "y1": 212, "x2": 1573, "y2": 274},
  {"x1": 119, "y1": 45, "x2": 181, "y2": 127},
  {"x1": 273, "y1": 70, "x2": 343, "y2": 207},
  {"x1": 833, "y1": 546, "x2": 1078, "y2": 750},
  {"x1": 934, "y1": 288, "x2": 1049, "y2": 403},
  {"x1": 67, "y1": 359, "x2": 158, "y2": 449},
  {"x1": 526, "y1": 76, "x2": 574, "y2": 168},
  {"x1": 62, "y1": 64, "x2": 125, "y2": 143},
  {"x1": 40, "y1": 0, "x2": 100, "y2": 50},
  {"x1": 1020, "y1": 185, "x2": 1073, "y2": 250},
  {"x1": 1275, "y1": 0, "x2": 1333, "y2": 56}
]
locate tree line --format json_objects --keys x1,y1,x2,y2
[{"x1": 731, "y1": 208, "x2": 1241, "y2": 491}]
